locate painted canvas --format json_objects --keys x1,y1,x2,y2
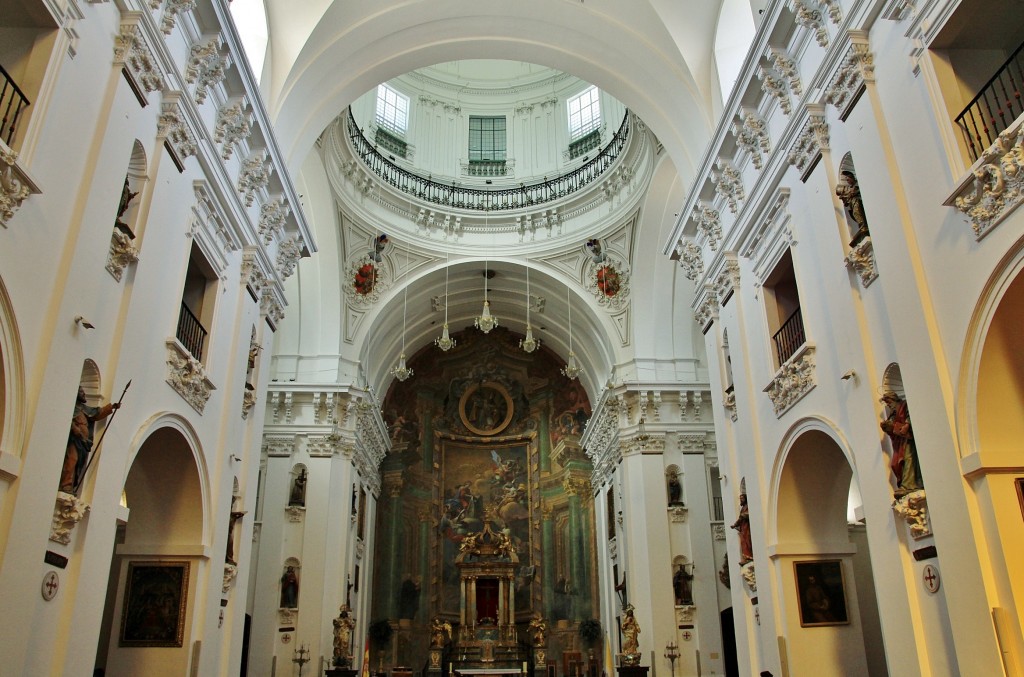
[
  {"x1": 119, "y1": 561, "x2": 190, "y2": 647},
  {"x1": 794, "y1": 559, "x2": 849, "y2": 627}
]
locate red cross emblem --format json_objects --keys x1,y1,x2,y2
[
  {"x1": 923, "y1": 565, "x2": 940, "y2": 593},
  {"x1": 41, "y1": 571, "x2": 60, "y2": 601},
  {"x1": 681, "y1": 631, "x2": 693, "y2": 641}
]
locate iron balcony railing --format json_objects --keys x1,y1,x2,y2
[
  {"x1": 176, "y1": 302, "x2": 208, "y2": 362},
  {"x1": 0, "y1": 63, "x2": 31, "y2": 147},
  {"x1": 346, "y1": 108, "x2": 630, "y2": 212},
  {"x1": 772, "y1": 307, "x2": 806, "y2": 366},
  {"x1": 955, "y1": 40, "x2": 1024, "y2": 162},
  {"x1": 712, "y1": 496, "x2": 724, "y2": 521}
]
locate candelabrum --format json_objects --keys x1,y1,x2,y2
[
  {"x1": 664, "y1": 642, "x2": 680, "y2": 677},
  {"x1": 293, "y1": 644, "x2": 311, "y2": 677}
]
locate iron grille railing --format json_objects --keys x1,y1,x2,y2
[
  {"x1": 0, "y1": 63, "x2": 31, "y2": 147},
  {"x1": 346, "y1": 108, "x2": 631, "y2": 212},
  {"x1": 772, "y1": 307, "x2": 806, "y2": 366},
  {"x1": 712, "y1": 496, "x2": 724, "y2": 521},
  {"x1": 374, "y1": 127, "x2": 408, "y2": 159},
  {"x1": 568, "y1": 129, "x2": 602, "y2": 159},
  {"x1": 955, "y1": 40, "x2": 1024, "y2": 162},
  {"x1": 176, "y1": 302, "x2": 208, "y2": 362}
]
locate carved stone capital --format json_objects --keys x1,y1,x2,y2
[
  {"x1": 694, "y1": 295, "x2": 719, "y2": 328},
  {"x1": 157, "y1": 97, "x2": 197, "y2": 160},
  {"x1": 827, "y1": 40, "x2": 874, "y2": 118},
  {"x1": 764, "y1": 345, "x2": 816, "y2": 417},
  {"x1": 50, "y1": 491, "x2": 90, "y2": 545},
  {"x1": 950, "y1": 124, "x2": 1024, "y2": 239},
  {"x1": 844, "y1": 235, "x2": 878, "y2": 287},
  {"x1": 166, "y1": 340, "x2": 216, "y2": 414}
]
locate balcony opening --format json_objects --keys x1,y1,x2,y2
[
  {"x1": 0, "y1": 4, "x2": 59, "y2": 150},
  {"x1": 177, "y1": 243, "x2": 217, "y2": 362},
  {"x1": 764, "y1": 249, "x2": 805, "y2": 367}
]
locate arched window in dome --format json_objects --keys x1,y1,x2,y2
[{"x1": 567, "y1": 85, "x2": 601, "y2": 140}]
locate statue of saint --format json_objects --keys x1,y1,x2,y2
[
  {"x1": 731, "y1": 493, "x2": 753, "y2": 565},
  {"x1": 280, "y1": 566, "x2": 299, "y2": 608},
  {"x1": 880, "y1": 391, "x2": 923, "y2": 496},
  {"x1": 430, "y1": 617, "x2": 452, "y2": 647},
  {"x1": 289, "y1": 468, "x2": 307, "y2": 507},
  {"x1": 59, "y1": 387, "x2": 120, "y2": 494},
  {"x1": 333, "y1": 604, "x2": 356, "y2": 666},
  {"x1": 621, "y1": 606, "x2": 641, "y2": 657},
  {"x1": 673, "y1": 564, "x2": 693, "y2": 605},
  {"x1": 528, "y1": 613, "x2": 547, "y2": 646}
]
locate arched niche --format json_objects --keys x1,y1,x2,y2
[
  {"x1": 770, "y1": 421, "x2": 876, "y2": 677},
  {"x1": 836, "y1": 153, "x2": 869, "y2": 246},
  {"x1": 0, "y1": 274, "x2": 26, "y2": 467}
]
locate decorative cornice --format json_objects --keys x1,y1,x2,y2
[
  {"x1": 950, "y1": 124, "x2": 1024, "y2": 240},
  {"x1": 158, "y1": 95, "x2": 198, "y2": 160},
  {"x1": 763, "y1": 344, "x2": 816, "y2": 417}
]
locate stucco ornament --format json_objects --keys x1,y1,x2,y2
[
  {"x1": 0, "y1": 145, "x2": 34, "y2": 226},
  {"x1": 166, "y1": 342, "x2": 216, "y2": 413},
  {"x1": 740, "y1": 562, "x2": 757, "y2": 593},
  {"x1": 238, "y1": 151, "x2": 272, "y2": 207},
  {"x1": 214, "y1": 100, "x2": 252, "y2": 160},
  {"x1": 223, "y1": 562, "x2": 238, "y2": 594},
  {"x1": 105, "y1": 228, "x2": 140, "y2": 281},
  {"x1": 712, "y1": 160, "x2": 745, "y2": 214},
  {"x1": 952, "y1": 125, "x2": 1024, "y2": 239},
  {"x1": 676, "y1": 239, "x2": 704, "y2": 281},
  {"x1": 757, "y1": 64, "x2": 792, "y2": 115},
  {"x1": 693, "y1": 203, "x2": 723, "y2": 250},
  {"x1": 151, "y1": 0, "x2": 196, "y2": 35},
  {"x1": 114, "y1": 21, "x2": 164, "y2": 94},
  {"x1": 185, "y1": 37, "x2": 230, "y2": 105},
  {"x1": 242, "y1": 389, "x2": 257, "y2": 419},
  {"x1": 50, "y1": 492, "x2": 90, "y2": 545},
  {"x1": 892, "y1": 489, "x2": 931, "y2": 539},
  {"x1": 844, "y1": 236, "x2": 878, "y2": 287},
  {"x1": 276, "y1": 237, "x2": 304, "y2": 281},
  {"x1": 733, "y1": 113, "x2": 771, "y2": 171},
  {"x1": 258, "y1": 198, "x2": 290, "y2": 244},
  {"x1": 158, "y1": 103, "x2": 197, "y2": 159},
  {"x1": 764, "y1": 346, "x2": 816, "y2": 417},
  {"x1": 790, "y1": 0, "x2": 828, "y2": 47},
  {"x1": 587, "y1": 251, "x2": 631, "y2": 309}
]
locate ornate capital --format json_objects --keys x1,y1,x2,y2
[
  {"x1": 712, "y1": 160, "x2": 744, "y2": 214},
  {"x1": 764, "y1": 345, "x2": 816, "y2": 417},
  {"x1": 694, "y1": 295, "x2": 719, "y2": 328},
  {"x1": 788, "y1": 109, "x2": 830, "y2": 179},
  {"x1": 114, "y1": 19, "x2": 164, "y2": 95},
  {"x1": 563, "y1": 476, "x2": 592, "y2": 497},
  {"x1": 157, "y1": 97, "x2": 197, "y2": 160},
  {"x1": 733, "y1": 113, "x2": 771, "y2": 171},
  {"x1": 239, "y1": 150, "x2": 272, "y2": 207},
  {"x1": 826, "y1": 40, "x2": 874, "y2": 118},
  {"x1": 214, "y1": 99, "x2": 252, "y2": 160},
  {"x1": 185, "y1": 36, "x2": 230, "y2": 105},
  {"x1": 789, "y1": 0, "x2": 828, "y2": 47}
]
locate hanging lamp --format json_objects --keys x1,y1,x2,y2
[
  {"x1": 561, "y1": 285, "x2": 581, "y2": 380},
  {"x1": 391, "y1": 244, "x2": 413, "y2": 381},
  {"x1": 436, "y1": 249, "x2": 456, "y2": 351},
  {"x1": 475, "y1": 259, "x2": 498, "y2": 333},
  {"x1": 520, "y1": 263, "x2": 539, "y2": 353}
]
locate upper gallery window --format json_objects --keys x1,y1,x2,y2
[
  {"x1": 568, "y1": 85, "x2": 602, "y2": 140},
  {"x1": 468, "y1": 116, "x2": 507, "y2": 162},
  {"x1": 376, "y1": 84, "x2": 409, "y2": 135}
]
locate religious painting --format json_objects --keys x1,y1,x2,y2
[
  {"x1": 459, "y1": 381, "x2": 514, "y2": 436},
  {"x1": 793, "y1": 560, "x2": 849, "y2": 627},
  {"x1": 439, "y1": 441, "x2": 530, "y2": 613},
  {"x1": 596, "y1": 264, "x2": 621, "y2": 297},
  {"x1": 119, "y1": 561, "x2": 190, "y2": 647}
]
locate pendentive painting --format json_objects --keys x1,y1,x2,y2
[{"x1": 119, "y1": 561, "x2": 190, "y2": 647}]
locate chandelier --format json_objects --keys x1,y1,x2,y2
[
  {"x1": 390, "y1": 243, "x2": 413, "y2": 381},
  {"x1": 435, "y1": 249, "x2": 456, "y2": 351},
  {"x1": 520, "y1": 263, "x2": 539, "y2": 353},
  {"x1": 561, "y1": 285, "x2": 581, "y2": 380},
  {"x1": 475, "y1": 260, "x2": 498, "y2": 333}
]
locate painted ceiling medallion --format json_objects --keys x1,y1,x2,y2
[
  {"x1": 596, "y1": 264, "x2": 622, "y2": 297},
  {"x1": 586, "y1": 243, "x2": 630, "y2": 308}
]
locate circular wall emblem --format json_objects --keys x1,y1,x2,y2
[
  {"x1": 41, "y1": 571, "x2": 60, "y2": 601},
  {"x1": 922, "y1": 564, "x2": 940, "y2": 593},
  {"x1": 459, "y1": 382, "x2": 514, "y2": 436}
]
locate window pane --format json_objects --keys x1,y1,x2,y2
[
  {"x1": 376, "y1": 84, "x2": 409, "y2": 135},
  {"x1": 568, "y1": 85, "x2": 601, "y2": 140}
]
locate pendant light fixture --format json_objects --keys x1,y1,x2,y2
[
  {"x1": 475, "y1": 258, "x2": 498, "y2": 333},
  {"x1": 520, "y1": 263, "x2": 539, "y2": 353},
  {"x1": 435, "y1": 248, "x2": 456, "y2": 351},
  {"x1": 391, "y1": 243, "x2": 413, "y2": 381},
  {"x1": 561, "y1": 285, "x2": 581, "y2": 380}
]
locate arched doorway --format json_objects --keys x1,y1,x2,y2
[
  {"x1": 772, "y1": 424, "x2": 887, "y2": 677},
  {"x1": 94, "y1": 423, "x2": 206, "y2": 677}
]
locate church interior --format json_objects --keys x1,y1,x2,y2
[{"x1": 1, "y1": 0, "x2": 1024, "y2": 675}]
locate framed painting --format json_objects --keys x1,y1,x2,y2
[
  {"x1": 119, "y1": 561, "x2": 190, "y2": 647},
  {"x1": 793, "y1": 559, "x2": 849, "y2": 627},
  {"x1": 1016, "y1": 478, "x2": 1024, "y2": 521}
]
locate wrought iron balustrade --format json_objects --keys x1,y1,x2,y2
[
  {"x1": 772, "y1": 307, "x2": 806, "y2": 366},
  {"x1": 176, "y1": 302, "x2": 208, "y2": 362},
  {"x1": 346, "y1": 108, "x2": 630, "y2": 212},
  {"x1": 712, "y1": 496, "x2": 724, "y2": 521},
  {"x1": 0, "y1": 63, "x2": 31, "y2": 147},
  {"x1": 955, "y1": 40, "x2": 1024, "y2": 161}
]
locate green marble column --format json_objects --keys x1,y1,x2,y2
[
  {"x1": 419, "y1": 511, "x2": 431, "y2": 621},
  {"x1": 418, "y1": 395, "x2": 435, "y2": 471},
  {"x1": 383, "y1": 474, "x2": 405, "y2": 619},
  {"x1": 566, "y1": 483, "x2": 583, "y2": 621},
  {"x1": 538, "y1": 395, "x2": 552, "y2": 473},
  {"x1": 542, "y1": 506, "x2": 555, "y2": 619},
  {"x1": 579, "y1": 502, "x2": 593, "y2": 618}
]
